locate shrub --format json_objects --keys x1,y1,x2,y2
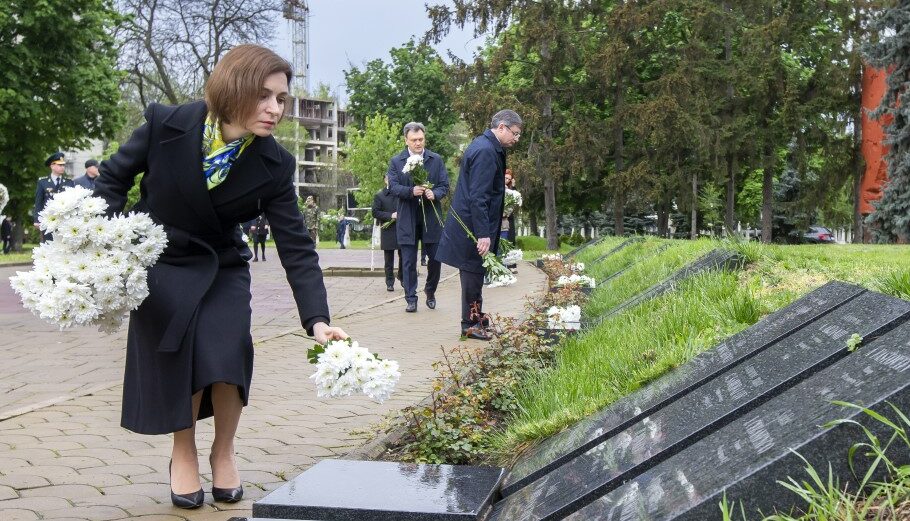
[{"x1": 517, "y1": 235, "x2": 548, "y2": 251}]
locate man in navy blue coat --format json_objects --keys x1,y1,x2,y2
[
  {"x1": 388, "y1": 122, "x2": 450, "y2": 312},
  {"x1": 436, "y1": 110, "x2": 523, "y2": 340}
]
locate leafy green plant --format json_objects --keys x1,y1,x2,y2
[{"x1": 876, "y1": 270, "x2": 910, "y2": 301}]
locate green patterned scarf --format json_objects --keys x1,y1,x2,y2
[{"x1": 201, "y1": 114, "x2": 255, "y2": 190}]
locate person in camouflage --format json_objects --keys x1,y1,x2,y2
[{"x1": 303, "y1": 195, "x2": 320, "y2": 241}]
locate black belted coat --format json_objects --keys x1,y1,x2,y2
[{"x1": 95, "y1": 100, "x2": 330, "y2": 435}]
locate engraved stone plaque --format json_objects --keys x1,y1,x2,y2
[
  {"x1": 563, "y1": 321, "x2": 910, "y2": 520},
  {"x1": 488, "y1": 290, "x2": 909, "y2": 520},
  {"x1": 502, "y1": 281, "x2": 865, "y2": 495},
  {"x1": 252, "y1": 459, "x2": 505, "y2": 521}
]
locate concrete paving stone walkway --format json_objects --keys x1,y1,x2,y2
[{"x1": 0, "y1": 248, "x2": 546, "y2": 520}]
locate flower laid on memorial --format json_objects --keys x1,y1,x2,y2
[
  {"x1": 9, "y1": 186, "x2": 167, "y2": 333},
  {"x1": 502, "y1": 249, "x2": 524, "y2": 265},
  {"x1": 556, "y1": 274, "x2": 596, "y2": 288},
  {"x1": 308, "y1": 338, "x2": 401, "y2": 403},
  {"x1": 569, "y1": 262, "x2": 585, "y2": 272},
  {"x1": 547, "y1": 305, "x2": 581, "y2": 330},
  {"x1": 0, "y1": 183, "x2": 8, "y2": 214},
  {"x1": 504, "y1": 188, "x2": 522, "y2": 215},
  {"x1": 541, "y1": 253, "x2": 562, "y2": 262}
]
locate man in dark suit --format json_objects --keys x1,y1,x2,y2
[
  {"x1": 34, "y1": 152, "x2": 75, "y2": 241},
  {"x1": 435, "y1": 110, "x2": 523, "y2": 340},
  {"x1": 372, "y1": 174, "x2": 402, "y2": 291},
  {"x1": 73, "y1": 159, "x2": 100, "y2": 190},
  {"x1": 251, "y1": 214, "x2": 269, "y2": 261},
  {"x1": 388, "y1": 122, "x2": 450, "y2": 313},
  {"x1": 1, "y1": 216, "x2": 12, "y2": 254}
]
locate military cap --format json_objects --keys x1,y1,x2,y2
[{"x1": 45, "y1": 152, "x2": 65, "y2": 166}]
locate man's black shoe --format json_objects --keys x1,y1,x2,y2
[
  {"x1": 425, "y1": 291, "x2": 436, "y2": 309},
  {"x1": 478, "y1": 313, "x2": 491, "y2": 328},
  {"x1": 461, "y1": 326, "x2": 491, "y2": 341},
  {"x1": 387, "y1": 284, "x2": 395, "y2": 292},
  {"x1": 406, "y1": 301, "x2": 417, "y2": 312}
]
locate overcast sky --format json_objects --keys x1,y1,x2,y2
[{"x1": 271, "y1": 0, "x2": 486, "y2": 103}]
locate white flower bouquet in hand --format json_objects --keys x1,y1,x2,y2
[
  {"x1": 556, "y1": 274, "x2": 596, "y2": 288},
  {"x1": 9, "y1": 186, "x2": 167, "y2": 332},
  {"x1": 308, "y1": 338, "x2": 401, "y2": 403},
  {"x1": 547, "y1": 305, "x2": 581, "y2": 330},
  {"x1": 502, "y1": 248, "x2": 524, "y2": 265},
  {"x1": 504, "y1": 188, "x2": 522, "y2": 215},
  {"x1": 0, "y1": 183, "x2": 8, "y2": 214}
]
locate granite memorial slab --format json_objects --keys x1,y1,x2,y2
[
  {"x1": 488, "y1": 290, "x2": 909, "y2": 520},
  {"x1": 251, "y1": 459, "x2": 505, "y2": 521},
  {"x1": 562, "y1": 320, "x2": 910, "y2": 520},
  {"x1": 588, "y1": 237, "x2": 644, "y2": 265},
  {"x1": 501, "y1": 281, "x2": 867, "y2": 495},
  {"x1": 584, "y1": 249, "x2": 745, "y2": 330}
]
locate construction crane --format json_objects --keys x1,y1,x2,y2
[{"x1": 283, "y1": 0, "x2": 310, "y2": 95}]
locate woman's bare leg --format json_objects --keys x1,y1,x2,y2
[
  {"x1": 170, "y1": 391, "x2": 203, "y2": 494},
  {"x1": 210, "y1": 382, "x2": 242, "y2": 488}
]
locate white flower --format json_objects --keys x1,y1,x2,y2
[
  {"x1": 502, "y1": 249, "x2": 523, "y2": 265},
  {"x1": 9, "y1": 193, "x2": 167, "y2": 332},
  {"x1": 547, "y1": 305, "x2": 582, "y2": 330},
  {"x1": 402, "y1": 155, "x2": 424, "y2": 173},
  {"x1": 556, "y1": 274, "x2": 596, "y2": 288},
  {"x1": 308, "y1": 339, "x2": 400, "y2": 403},
  {"x1": 541, "y1": 253, "x2": 563, "y2": 261},
  {"x1": 570, "y1": 262, "x2": 585, "y2": 272},
  {"x1": 0, "y1": 183, "x2": 9, "y2": 214}
]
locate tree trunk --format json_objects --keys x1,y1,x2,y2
[
  {"x1": 761, "y1": 146, "x2": 774, "y2": 243},
  {"x1": 613, "y1": 192, "x2": 625, "y2": 236},
  {"x1": 540, "y1": 13, "x2": 559, "y2": 251},
  {"x1": 691, "y1": 171, "x2": 698, "y2": 240},
  {"x1": 529, "y1": 211, "x2": 539, "y2": 236},
  {"x1": 725, "y1": 153, "x2": 736, "y2": 235},
  {"x1": 12, "y1": 219, "x2": 25, "y2": 252},
  {"x1": 852, "y1": 68, "x2": 865, "y2": 243},
  {"x1": 657, "y1": 195, "x2": 670, "y2": 237},
  {"x1": 544, "y1": 176, "x2": 558, "y2": 248}
]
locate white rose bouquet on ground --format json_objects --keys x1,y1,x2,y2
[
  {"x1": 0, "y1": 183, "x2": 8, "y2": 214},
  {"x1": 308, "y1": 338, "x2": 401, "y2": 403},
  {"x1": 541, "y1": 253, "x2": 562, "y2": 261},
  {"x1": 569, "y1": 262, "x2": 585, "y2": 272},
  {"x1": 556, "y1": 274, "x2": 597, "y2": 288},
  {"x1": 9, "y1": 186, "x2": 167, "y2": 333},
  {"x1": 547, "y1": 305, "x2": 581, "y2": 330}
]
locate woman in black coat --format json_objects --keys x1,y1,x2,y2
[
  {"x1": 94, "y1": 45, "x2": 346, "y2": 508},
  {"x1": 372, "y1": 174, "x2": 401, "y2": 291}
]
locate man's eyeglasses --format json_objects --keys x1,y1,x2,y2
[{"x1": 504, "y1": 126, "x2": 521, "y2": 139}]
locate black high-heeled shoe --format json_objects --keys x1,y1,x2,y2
[
  {"x1": 210, "y1": 455, "x2": 244, "y2": 503},
  {"x1": 169, "y1": 460, "x2": 204, "y2": 509}
]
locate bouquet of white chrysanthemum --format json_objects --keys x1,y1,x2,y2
[
  {"x1": 541, "y1": 253, "x2": 562, "y2": 261},
  {"x1": 0, "y1": 183, "x2": 8, "y2": 214},
  {"x1": 504, "y1": 188, "x2": 522, "y2": 215},
  {"x1": 547, "y1": 305, "x2": 581, "y2": 330},
  {"x1": 307, "y1": 338, "x2": 401, "y2": 403},
  {"x1": 502, "y1": 249, "x2": 523, "y2": 265},
  {"x1": 556, "y1": 274, "x2": 596, "y2": 288},
  {"x1": 9, "y1": 186, "x2": 167, "y2": 333},
  {"x1": 569, "y1": 262, "x2": 585, "y2": 272}
]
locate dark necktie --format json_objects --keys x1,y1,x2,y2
[{"x1": 54, "y1": 178, "x2": 61, "y2": 189}]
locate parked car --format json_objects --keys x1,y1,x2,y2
[{"x1": 803, "y1": 226, "x2": 836, "y2": 244}]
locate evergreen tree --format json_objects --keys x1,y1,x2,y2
[{"x1": 864, "y1": 3, "x2": 910, "y2": 242}]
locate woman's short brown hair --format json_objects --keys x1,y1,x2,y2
[{"x1": 205, "y1": 44, "x2": 292, "y2": 124}]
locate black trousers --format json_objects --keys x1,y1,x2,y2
[
  {"x1": 401, "y1": 239, "x2": 440, "y2": 304},
  {"x1": 253, "y1": 236, "x2": 267, "y2": 259},
  {"x1": 383, "y1": 249, "x2": 402, "y2": 286},
  {"x1": 459, "y1": 269, "x2": 484, "y2": 330},
  {"x1": 1, "y1": 238, "x2": 9, "y2": 254}
]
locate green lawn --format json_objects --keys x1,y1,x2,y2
[
  {"x1": 0, "y1": 244, "x2": 35, "y2": 265},
  {"x1": 493, "y1": 239, "x2": 910, "y2": 459}
]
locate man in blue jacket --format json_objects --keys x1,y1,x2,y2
[
  {"x1": 436, "y1": 110, "x2": 523, "y2": 340},
  {"x1": 388, "y1": 122, "x2": 450, "y2": 313}
]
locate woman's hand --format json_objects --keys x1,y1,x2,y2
[{"x1": 313, "y1": 322, "x2": 348, "y2": 343}]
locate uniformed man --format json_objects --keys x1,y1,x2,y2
[
  {"x1": 34, "y1": 152, "x2": 75, "y2": 241},
  {"x1": 73, "y1": 159, "x2": 100, "y2": 190},
  {"x1": 303, "y1": 195, "x2": 320, "y2": 242}
]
